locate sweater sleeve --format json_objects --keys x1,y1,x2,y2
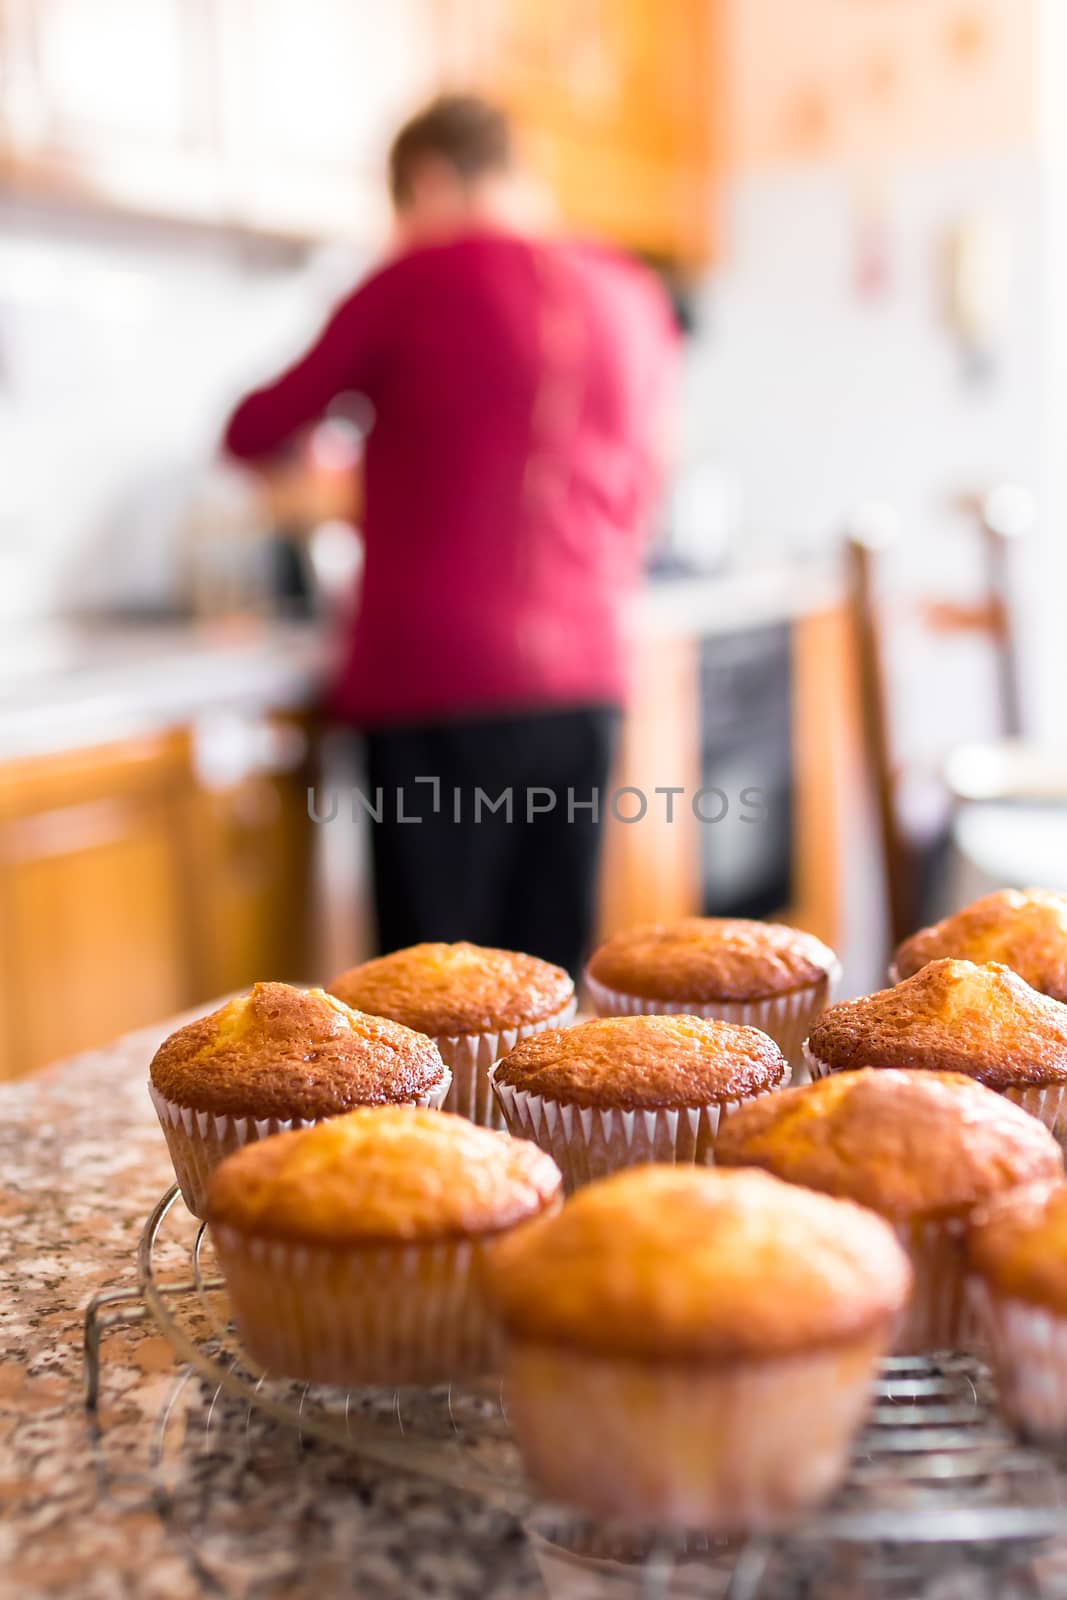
[{"x1": 222, "y1": 279, "x2": 383, "y2": 461}]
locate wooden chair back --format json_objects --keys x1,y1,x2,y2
[{"x1": 845, "y1": 487, "x2": 1031, "y2": 949}]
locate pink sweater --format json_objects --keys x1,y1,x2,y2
[{"x1": 224, "y1": 231, "x2": 678, "y2": 726}]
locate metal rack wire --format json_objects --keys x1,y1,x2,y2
[{"x1": 85, "y1": 1185, "x2": 1067, "y2": 1599}]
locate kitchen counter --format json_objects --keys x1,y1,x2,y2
[
  {"x1": 0, "y1": 559, "x2": 838, "y2": 763},
  {"x1": 0, "y1": 619, "x2": 335, "y2": 762},
  {"x1": 639, "y1": 557, "x2": 838, "y2": 637},
  {"x1": 0, "y1": 1019, "x2": 543, "y2": 1600}
]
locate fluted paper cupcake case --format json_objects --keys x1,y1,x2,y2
[
  {"x1": 970, "y1": 1280, "x2": 1067, "y2": 1440},
  {"x1": 583, "y1": 969, "x2": 839, "y2": 1076},
  {"x1": 526, "y1": 1512, "x2": 741, "y2": 1600},
  {"x1": 800, "y1": 1041, "x2": 831, "y2": 1083},
  {"x1": 210, "y1": 1223, "x2": 492, "y2": 1386},
  {"x1": 435, "y1": 998, "x2": 577, "y2": 1129},
  {"x1": 502, "y1": 1331, "x2": 885, "y2": 1531},
  {"x1": 892, "y1": 1217, "x2": 975, "y2": 1354},
  {"x1": 1002, "y1": 1082, "x2": 1067, "y2": 1142},
  {"x1": 149, "y1": 1072, "x2": 452, "y2": 1219},
  {"x1": 489, "y1": 1062, "x2": 790, "y2": 1191},
  {"x1": 528, "y1": 1537, "x2": 736, "y2": 1600},
  {"x1": 802, "y1": 1041, "x2": 1067, "y2": 1141}
]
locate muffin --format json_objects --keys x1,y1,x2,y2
[
  {"x1": 489, "y1": 1014, "x2": 789, "y2": 1191},
  {"x1": 803, "y1": 959, "x2": 1067, "y2": 1136},
  {"x1": 328, "y1": 942, "x2": 575, "y2": 1128},
  {"x1": 483, "y1": 1166, "x2": 911, "y2": 1530},
  {"x1": 149, "y1": 982, "x2": 450, "y2": 1217},
  {"x1": 584, "y1": 918, "x2": 839, "y2": 1068},
  {"x1": 206, "y1": 1106, "x2": 562, "y2": 1386},
  {"x1": 893, "y1": 887, "x2": 1067, "y2": 998},
  {"x1": 967, "y1": 1181, "x2": 1067, "y2": 1439},
  {"x1": 716, "y1": 1069, "x2": 1063, "y2": 1352}
]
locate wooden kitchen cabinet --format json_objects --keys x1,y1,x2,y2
[
  {"x1": 180, "y1": 712, "x2": 317, "y2": 998},
  {"x1": 0, "y1": 733, "x2": 193, "y2": 1078},
  {"x1": 596, "y1": 631, "x2": 702, "y2": 936},
  {"x1": 454, "y1": 0, "x2": 724, "y2": 264},
  {"x1": 1, "y1": 0, "x2": 458, "y2": 240},
  {"x1": 215, "y1": 0, "x2": 437, "y2": 238},
  {"x1": 0, "y1": 0, "x2": 230, "y2": 225},
  {"x1": 1, "y1": 0, "x2": 724, "y2": 258},
  {"x1": 0, "y1": 716, "x2": 317, "y2": 1079}
]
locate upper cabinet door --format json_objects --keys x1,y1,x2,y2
[
  {"x1": 0, "y1": 0, "x2": 441, "y2": 236},
  {"x1": 0, "y1": 0, "x2": 721, "y2": 255},
  {"x1": 215, "y1": 0, "x2": 439, "y2": 238},
  {"x1": 462, "y1": 0, "x2": 722, "y2": 264},
  {"x1": 30, "y1": 0, "x2": 191, "y2": 144},
  {"x1": 3, "y1": 0, "x2": 228, "y2": 219}
]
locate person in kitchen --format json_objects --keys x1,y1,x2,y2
[{"x1": 223, "y1": 93, "x2": 678, "y2": 976}]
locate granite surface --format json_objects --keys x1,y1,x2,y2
[{"x1": 0, "y1": 1019, "x2": 546, "y2": 1600}]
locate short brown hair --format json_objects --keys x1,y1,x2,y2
[{"x1": 389, "y1": 94, "x2": 513, "y2": 207}]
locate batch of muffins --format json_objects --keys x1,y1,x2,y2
[{"x1": 148, "y1": 889, "x2": 1067, "y2": 1533}]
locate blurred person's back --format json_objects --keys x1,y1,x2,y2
[
  {"x1": 224, "y1": 94, "x2": 678, "y2": 971},
  {"x1": 339, "y1": 230, "x2": 673, "y2": 723}
]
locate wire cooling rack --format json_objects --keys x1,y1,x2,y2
[{"x1": 85, "y1": 1185, "x2": 1067, "y2": 1599}]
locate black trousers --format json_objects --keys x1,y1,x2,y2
[{"x1": 362, "y1": 706, "x2": 620, "y2": 977}]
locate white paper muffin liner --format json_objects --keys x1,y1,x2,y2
[
  {"x1": 502, "y1": 1331, "x2": 886, "y2": 1532},
  {"x1": 892, "y1": 1218, "x2": 974, "y2": 1354},
  {"x1": 149, "y1": 1072, "x2": 452, "y2": 1219},
  {"x1": 583, "y1": 969, "x2": 838, "y2": 1075},
  {"x1": 435, "y1": 998, "x2": 577, "y2": 1129},
  {"x1": 802, "y1": 1042, "x2": 1067, "y2": 1140},
  {"x1": 489, "y1": 1063, "x2": 791, "y2": 1191},
  {"x1": 210, "y1": 1223, "x2": 492, "y2": 1386},
  {"x1": 525, "y1": 1522, "x2": 739, "y2": 1599},
  {"x1": 970, "y1": 1280, "x2": 1067, "y2": 1440},
  {"x1": 1001, "y1": 1083, "x2": 1067, "y2": 1141},
  {"x1": 801, "y1": 1041, "x2": 832, "y2": 1082}
]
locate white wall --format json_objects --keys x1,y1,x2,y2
[
  {"x1": 679, "y1": 150, "x2": 1055, "y2": 749},
  {"x1": 675, "y1": 149, "x2": 1059, "y2": 988},
  {"x1": 683, "y1": 155, "x2": 1044, "y2": 552},
  {"x1": 1033, "y1": 0, "x2": 1067, "y2": 745},
  {"x1": 0, "y1": 203, "x2": 365, "y2": 624}
]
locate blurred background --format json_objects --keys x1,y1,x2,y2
[{"x1": 3, "y1": 0, "x2": 1066, "y2": 1076}]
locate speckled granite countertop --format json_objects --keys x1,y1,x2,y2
[{"x1": 0, "y1": 1019, "x2": 543, "y2": 1600}]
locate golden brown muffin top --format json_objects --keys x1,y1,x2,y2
[
  {"x1": 894, "y1": 888, "x2": 1067, "y2": 1001},
  {"x1": 327, "y1": 942, "x2": 574, "y2": 1037},
  {"x1": 807, "y1": 959, "x2": 1067, "y2": 1089},
  {"x1": 967, "y1": 1181, "x2": 1067, "y2": 1310},
  {"x1": 149, "y1": 982, "x2": 447, "y2": 1119},
  {"x1": 484, "y1": 1165, "x2": 911, "y2": 1362},
  {"x1": 205, "y1": 1106, "x2": 561, "y2": 1245},
  {"x1": 715, "y1": 1069, "x2": 1062, "y2": 1222},
  {"x1": 492, "y1": 1014, "x2": 787, "y2": 1109},
  {"x1": 586, "y1": 918, "x2": 837, "y2": 1003}
]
